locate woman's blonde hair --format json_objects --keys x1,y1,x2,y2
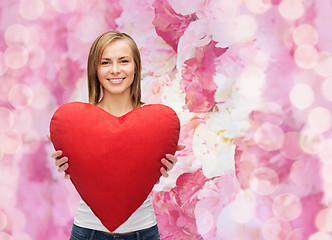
[{"x1": 87, "y1": 31, "x2": 143, "y2": 108}]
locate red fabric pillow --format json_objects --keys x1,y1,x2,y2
[{"x1": 49, "y1": 102, "x2": 180, "y2": 232}]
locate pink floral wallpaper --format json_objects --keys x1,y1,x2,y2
[{"x1": 1, "y1": 0, "x2": 332, "y2": 239}]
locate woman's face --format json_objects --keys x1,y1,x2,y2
[{"x1": 97, "y1": 40, "x2": 135, "y2": 99}]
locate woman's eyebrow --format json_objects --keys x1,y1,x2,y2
[{"x1": 101, "y1": 56, "x2": 131, "y2": 60}]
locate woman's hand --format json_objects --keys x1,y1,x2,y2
[
  {"x1": 160, "y1": 144, "x2": 186, "y2": 178},
  {"x1": 47, "y1": 135, "x2": 71, "y2": 179},
  {"x1": 52, "y1": 150, "x2": 71, "y2": 179}
]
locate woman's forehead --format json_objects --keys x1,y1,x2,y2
[{"x1": 101, "y1": 40, "x2": 134, "y2": 58}]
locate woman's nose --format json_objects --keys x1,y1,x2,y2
[{"x1": 111, "y1": 63, "x2": 120, "y2": 74}]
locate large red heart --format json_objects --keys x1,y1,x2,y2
[{"x1": 49, "y1": 102, "x2": 180, "y2": 232}]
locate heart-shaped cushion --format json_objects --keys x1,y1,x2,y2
[{"x1": 49, "y1": 102, "x2": 180, "y2": 232}]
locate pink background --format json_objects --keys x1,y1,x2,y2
[{"x1": 1, "y1": 0, "x2": 332, "y2": 239}]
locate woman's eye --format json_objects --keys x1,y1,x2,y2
[
  {"x1": 101, "y1": 61, "x2": 109, "y2": 65},
  {"x1": 121, "y1": 60, "x2": 129, "y2": 64}
]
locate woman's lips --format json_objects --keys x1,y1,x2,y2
[{"x1": 107, "y1": 78, "x2": 125, "y2": 84}]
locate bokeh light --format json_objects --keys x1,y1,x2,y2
[
  {"x1": 51, "y1": 0, "x2": 78, "y2": 13},
  {"x1": 4, "y1": 46, "x2": 29, "y2": 69},
  {"x1": 4, "y1": 24, "x2": 30, "y2": 46},
  {"x1": 289, "y1": 83, "x2": 314, "y2": 109},
  {"x1": 254, "y1": 123, "x2": 284, "y2": 151},
  {"x1": 30, "y1": 84, "x2": 51, "y2": 109},
  {"x1": 0, "y1": 52, "x2": 8, "y2": 76},
  {"x1": 299, "y1": 130, "x2": 324, "y2": 154},
  {"x1": 249, "y1": 167, "x2": 279, "y2": 195},
  {"x1": 245, "y1": 0, "x2": 271, "y2": 14},
  {"x1": 294, "y1": 45, "x2": 319, "y2": 69},
  {"x1": 27, "y1": 45, "x2": 46, "y2": 69},
  {"x1": 19, "y1": 0, "x2": 44, "y2": 20},
  {"x1": 228, "y1": 190, "x2": 256, "y2": 223},
  {"x1": 280, "y1": 132, "x2": 304, "y2": 160},
  {"x1": 315, "y1": 52, "x2": 332, "y2": 77},
  {"x1": 309, "y1": 232, "x2": 332, "y2": 240},
  {"x1": 0, "y1": 130, "x2": 22, "y2": 155},
  {"x1": 286, "y1": 228, "x2": 305, "y2": 240},
  {"x1": 307, "y1": 107, "x2": 332, "y2": 133},
  {"x1": 322, "y1": 77, "x2": 332, "y2": 102},
  {"x1": 231, "y1": 15, "x2": 257, "y2": 43},
  {"x1": 315, "y1": 208, "x2": 332, "y2": 232},
  {"x1": 319, "y1": 139, "x2": 332, "y2": 162},
  {"x1": 0, "y1": 108, "x2": 14, "y2": 133},
  {"x1": 278, "y1": 0, "x2": 305, "y2": 20},
  {"x1": 8, "y1": 84, "x2": 33, "y2": 109},
  {"x1": 322, "y1": 162, "x2": 332, "y2": 184},
  {"x1": 272, "y1": 193, "x2": 302, "y2": 221},
  {"x1": 293, "y1": 24, "x2": 318, "y2": 46},
  {"x1": 236, "y1": 66, "x2": 265, "y2": 98},
  {"x1": 261, "y1": 218, "x2": 291, "y2": 240}
]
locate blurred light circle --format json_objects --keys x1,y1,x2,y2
[
  {"x1": 293, "y1": 24, "x2": 318, "y2": 46},
  {"x1": 309, "y1": 232, "x2": 332, "y2": 240},
  {"x1": 236, "y1": 66, "x2": 265, "y2": 98},
  {"x1": 315, "y1": 52, "x2": 332, "y2": 77},
  {"x1": 51, "y1": 0, "x2": 78, "y2": 13},
  {"x1": 254, "y1": 123, "x2": 285, "y2": 151},
  {"x1": 315, "y1": 208, "x2": 332, "y2": 232},
  {"x1": 294, "y1": 45, "x2": 319, "y2": 69},
  {"x1": 289, "y1": 83, "x2": 314, "y2": 109},
  {"x1": 4, "y1": 24, "x2": 30, "y2": 46},
  {"x1": 228, "y1": 190, "x2": 256, "y2": 223},
  {"x1": 0, "y1": 210, "x2": 7, "y2": 231},
  {"x1": 0, "y1": 52, "x2": 8, "y2": 76},
  {"x1": 286, "y1": 228, "x2": 305, "y2": 240},
  {"x1": 308, "y1": 107, "x2": 332, "y2": 133},
  {"x1": 290, "y1": 159, "x2": 316, "y2": 186},
  {"x1": 278, "y1": 0, "x2": 304, "y2": 20},
  {"x1": 4, "y1": 45, "x2": 29, "y2": 69},
  {"x1": 0, "y1": 130, "x2": 22, "y2": 154},
  {"x1": 300, "y1": 130, "x2": 324, "y2": 154},
  {"x1": 280, "y1": 132, "x2": 304, "y2": 160},
  {"x1": 0, "y1": 232, "x2": 13, "y2": 240},
  {"x1": 261, "y1": 218, "x2": 291, "y2": 240},
  {"x1": 322, "y1": 162, "x2": 332, "y2": 184},
  {"x1": 0, "y1": 107, "x2": 14, "y2": 133},
  {"x1": 272, "y1": 193, "x2": 302, "y2": 221},
  {"x1": 322, "y1": 77, "x2": 332, "y2": 102},
  {"x1": 28, "y1": 45, "x2": 46, "y2": 69},
  {"x1": 231, "y1": 15, "x2": 257, "y2": 43},
  {"x1": 22, "y1": 129, "x2": 41, "y2": 154},
  {"x1": 195, "y1": 207, "x2": 214, "y2": 235},
  {"x1": 319, "y1": 139, "x2": 332, "y2": 162},
  {"x1": 8, "y1": 84, "x2": 33, "y2": 110},
  {"x1": 253, "y1": 102, "x2": 284, "y2": 125},
  {"x1": 245, "y1": 0, "x2": 271, "y2": 14},
  {"x1": 13, "y1": 109, "x2": 33, "y2": 133},
  {"x1": 19, "y1": 0, "x2": 44, "y2": 20},
  {"x1": 31, "y1": 84, "x2": 51, "y2": 109},
  {"x1": 249, "y1": 167, "x2": 279, "y2": 195}
]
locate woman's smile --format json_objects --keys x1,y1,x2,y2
[{"x1": 107, "y1": 78, "x2": 126, "y2": 84}]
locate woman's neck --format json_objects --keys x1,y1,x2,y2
[{"x1": 96, "y1": 93, "x2": 134, "y2": 117}]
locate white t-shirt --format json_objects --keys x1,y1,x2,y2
[{"x1": 73, "y1": 194, "x2": 157, "y2": 233}]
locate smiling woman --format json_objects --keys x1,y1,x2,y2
[
  {"x1": 50, "y1": 31, "x2": 185, "y2": 240},
  {"x1": 97, "y1": 40, "x2": 136, "y2": 104}
]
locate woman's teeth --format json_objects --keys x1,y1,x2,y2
[{"x1": 108, "y1": 78, "x2": 124, "y2": 83}]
